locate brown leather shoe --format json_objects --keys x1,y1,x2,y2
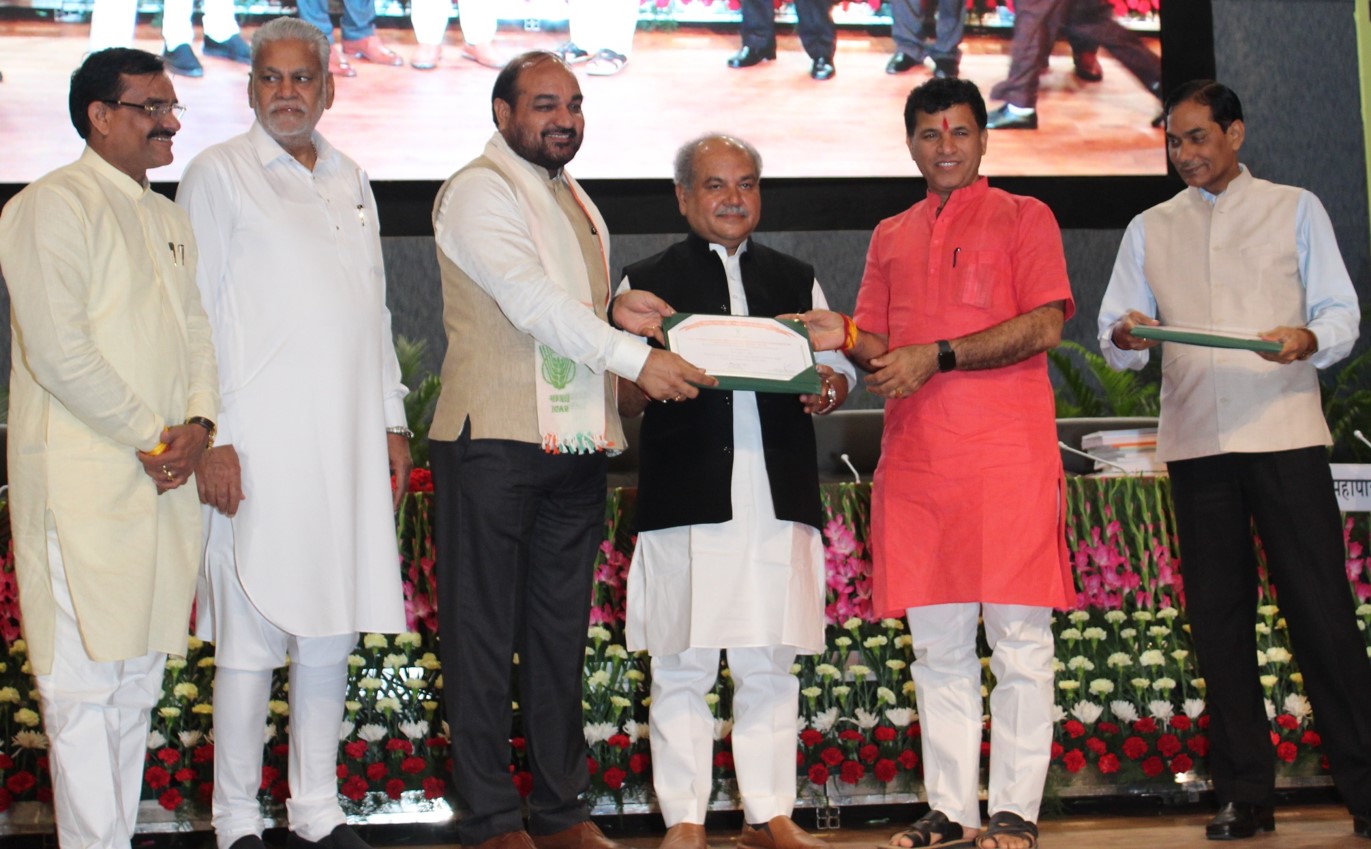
[
  {"x1": 531, "y1": 822, "x2": 627, "y2": 849},
  {"x1": 738, "y1": 818, "x2": 825, "y2": 849},
  {"x1": 659, "y1": 824, "x2": 708, "y2": 849},
  {"x1": 343, "y1": 35, "x2": 404, "y2": 66},
  {"x1": 466, "y1": 832, "x2": 538, "y2": 849},
  {"x1": 328, "y1": 44, "x2": 356, "y2": 78}
]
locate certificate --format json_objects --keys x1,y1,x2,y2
[
  {"x1": 662, "y1": 313, "x2": 823, "y2": 394},
  {"x1": 1131, "y1": 325, "x2": 1283, "y2": 353}
]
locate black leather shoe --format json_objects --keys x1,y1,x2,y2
[
  {"x1": 727, "y1": 45, "x2": 776, "y2": 68},
  {"x1": 162, "y1": 43, "x2": 204, "y2": 77},
  {"x1": 810, "y1": 56, "x2": 835, "y2": 80},
  {"x1": 1205, "y1": 803, "x2": 1275, "y2": 840},
  {"x1": 932, "y1": 58, "x2": 958, "y2": 79},
  {"x1": 886, "y1": 51, "x2": 921, "y2": 74},
  {"x1": 1073, "y1": 49, "x2": 1103, "y2": 81},
  {"x1": 287, "y1": 825, "x2": 371, "y2": 849},
  {"x1": 1354, "y1": 815, "x2": 1370, "y2": 839},
  {"x1": 229, "y1": 837, "x2": 268, "y2": 849},
  {"x1": 986, "y1": 104, "x2": 1037, "y2": 130},
  {"x1": 204, "y1": 33, "x2": 251, "y2": 63}
]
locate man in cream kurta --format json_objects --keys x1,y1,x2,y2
[
  {"x1": 176, "y1": 19, "x2": 409, "y2": 849},
  {"x1": 0, "y1": 48, "x2": 217, "y2": 849},
  {"x1": 1099, "y1": 80, "x2": 1371, "y2": 843},
  {"x1": 619, "y1": 135, "x2": 854, "y2": 849}
]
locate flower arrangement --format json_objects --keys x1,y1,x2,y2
[{"x1": 1, "y1": 477, "x2": 1369, "y2": 820}]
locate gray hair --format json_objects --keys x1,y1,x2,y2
[
  {"x1": 672, "y1": 133, "x2": 763, "y2": 188},
  {"x1": 252, "y1": 17, "x2": 330, "y2": 72}
]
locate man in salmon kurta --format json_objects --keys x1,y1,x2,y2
[
  {"x1": 0, "y1": 48, "x2": 218, "y2": 848},
  {"x1": 177, "y1": 18, "x2": 410, "y2": 849},
  {"x1": 803, "y1": 78, "x2": 1073, "y2": 849}
]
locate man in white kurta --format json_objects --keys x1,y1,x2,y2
[
  {"x1": 176, "y1": 18, "x2": 410, "y2": 849},
  {"x1": 0, "y1": 48, "x2": 218, "y2": 849},
  {"x1": 620, "y1": 136, "x2": 854, "y2": 849}
]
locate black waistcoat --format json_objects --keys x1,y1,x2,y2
[{"x1": 624, "y1": 232, "x2": 822, "y2": 532}]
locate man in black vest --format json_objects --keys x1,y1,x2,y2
[{"x1": 617, "y1": 134, "x2": 856, "y2": 849}]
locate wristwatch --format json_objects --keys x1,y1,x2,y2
[
  {"x1": 936, "y1": 340, "x2": 957, "y2": 373},
  {"x1": 187, "y1": 416, "x2": 216, "y2": 449}
]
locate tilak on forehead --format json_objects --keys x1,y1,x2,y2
[{"x1": 941, "y1": 115, "x2": 949, "y2": 132}]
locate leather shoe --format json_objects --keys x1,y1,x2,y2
[
  {"x1": 162, "y1": 43, "x2": 203, "y2": 77},
  {"x1": 737, "y1": 817, "x2": 824, "y2": 849},
  {"x1": 986, "y1": 103, "x2": 1037, "y2": 130},
  {"x1": 467, "y1": 833, "x2": 538, "y2": 849},
  {"x1": 229, "y1": 837, "x2": 268, "y2": 849},
  {"x1": 1354, "y1": 815, "x2": 1370, "y2": 839},
  {"x1": 204, "y1": 33, "x2": 251, "y2": 63},
  {"x1": 932, "y1": 58, "x2": 958, "y2": 79},
  {"x1": 727, "y1": 45, "x2": 776, "y2": 68},
  {"x1": 531, "y1": 822, "x2": 627, "y2": 849},
  {"x1": 329, "y1": 44, "x2": 357, "y2": 78},
  {"x1": 885, "y1": 51, "x2": 920, "y2": 74},
  {"x1": 343, "y1": 35, "x2": 404, "y2": 66},
  {"x1": 1205, "y1": 802, "x2": 1275, "y2": 840},
  {"x1": 1073, "y1": 49, "x2": 1103, "y2": 81},
  {"x1": 809, "y1": 56, "x2": 835, "y2": 81},
  {"x1": 659, "y1": 824, "x2": 708, "y2": 849},
  {"x1": 287, "y1": 824, "x2": 372, "y2": 849}
]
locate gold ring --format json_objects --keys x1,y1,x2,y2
[
  {"x1": 675, "y1": 395, "x2": 684, "y2": 402},
  {"x1": 163, "y1": 468, "x2": 173, "y2": 480}
]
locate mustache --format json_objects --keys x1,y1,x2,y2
[
  {"x1": 715, "y1": 204, "x2": 749, "y2": 216},
  {"x1": 541, "y1": 126, "x2": 578, "y2": 137},
  {"x1": 148, "y1": 129, "x2": 177, "y2": 140}
]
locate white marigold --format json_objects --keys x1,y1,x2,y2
[
  {"x1": 854, "y1": 708, "x2": 880, "y2": 729},
  {"x1": 1147, "y1": 699, "x2": 1174, "y2": 720},
  {"x1": 400, "y1": 720, "x2": 431, "y2": 740},
  {"x1": 1070, "y1": 701, "x2": 1104, "y2": 725},
  {"x1": 13, "y1": 730, "x2": 48, "y2": 750},
  {"x1": 178, "y1": 731, "x2": 202, "y2": 748},
  {"x1": 339, "y1": 721, "x2": 355, "y2": 741},
  {"x1": 1282, "y1": 693, "x2": 1312, "y2": 722},
  {"x1": 884, "y1": 707, "x2": 916, "y2": 727},
  {"x1": 1109, "y1": 700, "x2": 1139, "y2": 723},
  {"x1": 811, "y1": 707, "x2": 840, "y2": 733},
  {"x1": 1058, "y1": 681, "x2": 1080, "y2": 692},
  {"x1": 147, "y1": 730, "x2": 168, "y2": 749},
  {"x1": 583, "y1": 721, "x2": 616, "y2": 745},
  {"x1": 357, "y1": 723, "x2": 387, "y2": 742},
  {"x1": 1183, "y1": 698, "x2": 1206, "y2": 719}
]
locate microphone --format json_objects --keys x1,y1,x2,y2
[
  {"x1": 1058, "y1": 441, "x2": 1131, "y2": 474},
  {"x1": 840, "y1": 453, "x2": 861, "y2": 484}
]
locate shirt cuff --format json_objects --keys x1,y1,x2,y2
[
  {"x1": 382, "y1": 395, "x2": 408, "y2": 430},
  {"x1": 607, "y1": 335, "x2": 653, "y2": 382}
]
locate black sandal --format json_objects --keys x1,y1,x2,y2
[
  {"x1": 884, "y1": 810, "x2": 966, "y2": 848},
  {"x1": 974, "y1": 811, "x2": 1038, "y2": 849}
]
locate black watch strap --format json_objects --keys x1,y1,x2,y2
[{"x1": 936, "y1": 339, "x2": 956, "y2": 373}]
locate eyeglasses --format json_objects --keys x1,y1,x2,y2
[{"x1": 101, "y1": 100, "x2": 187, "y2": 119}]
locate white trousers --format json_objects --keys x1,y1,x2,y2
[
  {"x1": 649, "y1": 646, "x2": 799, "y2": 826},
  {"x1": 34, "y1": 526, "x2": 167, "y2": 849},
  {"x1": 906, "y1": 603, "x2": 1054, "y2": 830},
  {"x1": 89, "y1": 0, "x2": 240, "y2": 51}
]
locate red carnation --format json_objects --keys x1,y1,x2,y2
[
  {"x1": 1168, "y1": 715, "x2": 1192, "y2": 732},
  {"x1": 1169, "y1": 754, "x2": 1193, "y2": 774},
  {"x1": 839, "y1": 729, "x2": 865, "y2": 742},
  {"x1": 1132, "y1": 717, "x2": 1158, "y2": 734},
  {"x1": 262, "y1": 765, "x2": 280, "y2": 790},
  {"x1": 1121, "y1": 736, "x2": 1149, "y2": 760},
  {"x1": 428, "y1": 737, "x2": 450, "y2": 750},
  {"x1": 1276, "y1": 714, "x2": 1299, "y2": 730},
  {"x1": 1096, "y1": 722, "x2": 1120, "y2": 735},
  {"x1": 174, "y1": 768, "x2": 195, "y2": 783},
  {"x1": 629, "y1": 753, "x2": 650, "y2": 774},
  {"x1": 897, "y1": 749, "x2": 918, "y2": 770},
  {"x1": 157, "y1": 747, "x2": 181, "y2": 766},
  {"x1": 386, "y1": 778, "x2": 405, "y2": 800},
  {"x1": 839, "y1": 760, "x2": 865, "y2": 785},
  {"x1": 1063, "y1": 720, "x2": 1086, "y2": 739},
  {"x1": 366, "y1": 762, "x2": 388, "y2": 782},
  {"x1": 807, "y1": 764, "x2": 829, "y2": 785},
  {"x1": 586, "y1": 757, "x2": 599, "y2": 775},
  {"x1": 511, "y1": 737, "x2": 527, "y2": 751},
  {"x1": 858, "y1": 744, "x2": 879, "y2": 764},
  {"x1": 423, "y1": 775, "x2": 447, "y2": 799},
  {"x1": 799, "y1": 729, "x2": 824, "y2": 747},
  {"x1": 198, "y1": 782, "x2": 214, "y2": 805},
  {"x1": 873, "y1": 726, "x2": 897, "y2": 742},
  {"x1": 193, "y1": 744, "x2": 215, "y2": 764},
  {"x1": 5, "y1": 771, "x2": 36, "y2": 795},
  {"x1": 906, "y1": 722, "x2": 921, "y2": 738},
  {"x1": 1187, "y1": 735, "x2": 1210, "y2": 757},
  {"x1": 1097, "y1": 754, "x2": 1120, "y2": 775},
  {"x1": 1276, "y1": 742, "x2": 1298, "y2": 763},
  {"x1": 271, "y1": 744, "x2": 289, "y2": 758},
  {"x1": 386, "y1": 738, "x2": 415, "y2": 755},
  {"x1": 1157, "y1": 734, "x2": 1181, "y2": 758},
  {"x1": 980, "y1": 742, "x2": 991, "y2": 760},
  {"x1": 512, "y1": 771, "x2": 533, "y2": 797},
  {"x1": 341, "y1": 775, "x2": 368, "y2": 802},
  {"x1": 1269, "y1": 731, "x2": 1280, "y2": 746},
  {"x1": 1063, "y1": 750, "x2": 1087, "y2": 773},
  {"x1": 874, "y1": 758, "x2": 898, "y2": 783},
  {"x1": 1140, "y1": 756, "x2": 1165, "y2": 777},
  {"x1": 270, "y1": 779, "x2": 290, "y2": 803},
  {"x1": 607, "y1": 734, "x2": 631, "y2": 749},
  {"x1": 820, "y1": 747, "x2": 845, "y2": 767},
  {"x1": 1085, "y1": 737, "x2": 1107, "y2": 755},
  {"x1": 158, "y1": 788, "x2": 183, "y2": 811},
  {"x1": 144, "y1": 766, "x2": 171, "y2": 790},
  {"x1": 1050, "y1": 742, "x2": 1064, "y2": 761},
  {"x1": 603, "y1": 767, "x2": 627, "y2": 790},
  {"x1": 1301, "y1": 730, "x2": 1322, "y2": 747},
  {"x1": 713, "y1": 751, "x2": 734, "y2": 770},
  {"x1": 0, "y1": 754, "x2": 13, "y2": 770},
  {"x1": 401, "y1": 757, "x2": 427, "y2": 774},
  {"x1": 344, "y1": 741, "x2": 368, "y2": 760}
]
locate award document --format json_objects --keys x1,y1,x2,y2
[
  {"x1": 1131, "y1": 325, "x2": 1283, "y2": 353},
  {"x1": 662, "y1": 313, "x2": 823, "y2": 394}
]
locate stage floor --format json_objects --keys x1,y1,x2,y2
[{"x1": 0, "y1": 19, "x2": 1165, "y2": 183}]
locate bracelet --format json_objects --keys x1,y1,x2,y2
[
  {"x1": 840, "y1": 314, "x2": 859, "y2": 352},
  {"x1": 387, "y1": 426, "x2": 415, "y2": 439},
  {"x1": 186, "y1": 416, "x2": 216, "y2": 449}
]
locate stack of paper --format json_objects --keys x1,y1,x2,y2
[{"x1": 1081, "y1": 428, "x2": 1162, "y2": 475}]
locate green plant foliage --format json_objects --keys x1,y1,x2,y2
[
  {"x1": 1048, "y1": 340, "x2": 1161, "y2": 418},
  {"x1": 1321, "y1": 318, "x2": 1371, "y2": 462},
  {"x1": 395, "y1": 335, "x2": 441, "y2": 468}
]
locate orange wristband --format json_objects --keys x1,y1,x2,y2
[{"x1": 841, "y1": 314, "x2": 859, "y2": 352}]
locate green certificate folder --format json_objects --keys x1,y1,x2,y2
[
  {"x1": 662, "y1": 313, "x2": 823, "y2": 394},
  {"x1": 1132, "y1": 325, "x2": 1283, "y2": 353}
]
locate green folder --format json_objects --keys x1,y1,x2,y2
[
  {"x1": 1132, "y1": 325, "x2": 1283, "y2": 353},
  {"x1": 662, "y1": 313, "x2": 824, "y2": 395}
]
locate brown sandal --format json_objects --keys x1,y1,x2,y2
[
  {"x1": 974, "y1": 812, "x2": 1038, "y2": 849},
  {"x1": 884, "y1": 810, "x2": 968, "y2": 848}
]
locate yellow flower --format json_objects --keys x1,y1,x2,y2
[
  {"x1": 396, "y1": 632, "x2": 423, "y2": 649},
  {"x1": 165, "y1": 658, "x2": 187, "y2": 671},
  {"x1": 268, "y1": 700, "x2": 290, "y2": 716},
  {"x1": 0, "y1": 687, "x2": 20, "y2": 704},
  {"x1": 186, "y1": 636, "x2": 204, "y2": 651},
  {"x1": 9, "y1": 639, "x2": 27, "y2": 656},
  {"x1": 173, "y1": 682, "x2": 199, "y2": 701},
  {"x1": 192, "y1": 703, "x2": 214, "y2": 715},
  {"x1": 15, "y1": 707, "x2": 41, "y2": 727},
  {"x1": 363, "y1": 634, "x2": 389, "y2": 649},
  {"x1": 159, "y1": 707, "x2": 181, "y2": 719},
  {"x1": 197, "y1": 657, "x2": 216, "y2": 668}
]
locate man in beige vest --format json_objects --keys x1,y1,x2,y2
[
  {"x1": 0, "y1": 48, "x2": 217, "y2": 848},
  {"x1": 429, "y1": 50, "x2": 710, "y2": 849},
  {"x1": 1099, "y1": 79, "x2": 1371, "y2": 842}
]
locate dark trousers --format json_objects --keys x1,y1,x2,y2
[
  {"x1": 990, "y1": 0, "x2": 1158, "y2": 108},
  {"x1": 431, "y1": 429, "x2": 610, "y2": 844},
  {"x1": 891, "y1": 0, "x2": 966, "y2": 63},
  {"x1": 1169, "y1": 447, "x2": 1371, "y2": 816},
  {"x1": 739, "y1": 0, "x2": 835, "y2": 60}
]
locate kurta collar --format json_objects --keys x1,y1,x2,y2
[
  {"x1": 1194, "y1": 163, "x2": 1251, "y2": 206},
  {"x1": 488, "y1": 131, "x2": 566, "y2": 187},
  {"x1": 925, "y1": 175, "x2": 989, "y2": 218},
  {"x1": 685, "y1": 229, "x2": 751, "y2": 261},
  {"x1": 80, "y1": 146, "x2": 150, "y2": 199},
  {"x1": 248, "y1": 120, "x2": 340, "y2": 174}
]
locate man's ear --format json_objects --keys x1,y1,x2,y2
[
  {"x1": 493, "y1": 97, "x2": 512, "y2": 131},
  {"x1": 1227, "y1": 118, "x2": 1245, "y2": 152},
  {"x1": 87, "y1": 100, "x2": 112, "y2": 138}
]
